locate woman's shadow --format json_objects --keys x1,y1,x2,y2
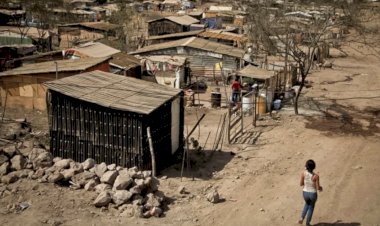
[{"x1": 314, "y1": 222, "x2": 360, "y2": 226}]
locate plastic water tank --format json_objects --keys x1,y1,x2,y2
[
  {"x1": 273, "y1": 99, "x2": 282, "y2": 110},
  {"x1": 242, "y1": 93, "x2": 253, "y2": 114}
]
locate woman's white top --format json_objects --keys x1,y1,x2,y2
[{"x1": 303, "y1": 170, "x2": 317, "y2": 193}]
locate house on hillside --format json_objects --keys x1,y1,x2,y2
[
  {"x1": 138, "y1": 55, "x2": 189, "y2": 88},
  {"x1": 0, "y1": 26, "x2": 57, "y2": 51},
  {"x1": 197, "y1": 30, "x2": 248, "y2": 48},
  {"x1": 146, "y1": 30, "x2": 203, "y2": 45},
  {"x1": 0, "y1": 57, "x2": 110, "y2": 110},
  {"x1": 203, "y1": 8, "x2": 247, "y2": 30},
  {"x1": 45, "y1": 70, "x2": 184, "y2": 170},
  {"x1": 58, "y1": 22, "x2": 120, "y2": 48},
  {"x1": 51, "y1": 9, "x2": 96, "y2": 23},
  {"x1": 69, "y1": 0, "x2": 95, "y2": 9},
  {"x1": 161, "y1": 0, "x2": 181, "y2": 11},
  {"x1": 148, "y1": 15, "x2": 199, "y2": 36},
  {"x1": 0, "y1": 9, "x2": 25, "y2": 26},
  {"x1": 130, "y1": 37, "x2": 246, "y2": 79},
  {"x1": 0, "y1": 44, "x2": 36, "y2": 71},
  {"x1": 64, "y1": 42, "x2": 120, "y2": 59},
  {"x1": 110, "y1": 52, "x2": 142, "y2": 78}
]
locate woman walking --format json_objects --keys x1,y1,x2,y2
[{"x1": 299, "y1": 159, "x2": 323, "y2": 226}]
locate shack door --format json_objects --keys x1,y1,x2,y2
[{"x1": 171, "y1": 97, "x2": 180, "y2": 154}]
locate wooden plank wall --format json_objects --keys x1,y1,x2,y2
[
  {"x1": 48, "y1": 91, "x2": 184, "y2": 170},
  {"x1": 49, "y1": 91, "x2": 146, "y2": 169}
]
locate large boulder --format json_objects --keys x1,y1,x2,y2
[
  {"x1": 54, "y1": 159, "x2": 72, "y2": 170},
  {"x1": 28, "y1": 148, "x2": 45, "y2": 162},
  {"x1": 94, "y1": 162, "x2": 107, "y2": 178},
  {"x1": 84, "y1": 179, "x2": 99, "y2": 191},
  {"x1": 113, "y1": 175, "x2": 133, "y2": 190},
  {"x1": 17, "y1": 169, "x2": 34, "y2": 179},
  {"x1": 2, "y1": 145, "x2": 18, "y2": 158},
  {"x1": 61, "y1": 169, "x2": 76, "y2": 180},
  {"x1": 142, "y1": 171, "x2": 152, "y2": 178},
  {"x1": 82, "y1": 158, "x2": 95, "y2": 170},
  {"x1": 107, "y1": 164, "x2": 116, "y2": 171},
  {"x1": 0, "y1": 153, "x2": 9, "y2": 165},
  {"x1": 0, "y1": 162, "x2": 10, "y2": 176},
  {"x1": 48, "y1": 172, "x2": 64, "y2": 183},
  {"x1": 100, "y1": 170, "x2": 118, "y2": 185},
  {"x1": 206, "y1": 190, "x2": 220, "y2": 204},
  {"x1": 10, "y1": 155, "x2": 26, "y2": 171},
  {"x1": 112, "y1": 190, "x2": 133, "y2": 206},
  {"x1": 71, "y1": 171, "x2": 97, "y2": 187},
  {"x1": 18, "y1": 140, "x2": 34, "y2": 156},
  {"x1": 69, "y1": 162, "x2": 84, "y2": 174},
  {"x1": 1, "y1": 171, "x2": 19, "y2": 184},
  {"x1": 95, "y1": 183, "x2": 112, "y2": 193},
  {"x1": 144, "y1": 177, "x2": 159, "y2": 192},
  {"x1": 33, "y1": 168, "x2": 46, "y2": 179},
  {"x1": 94, "y1": 191, "x2": 112, "y2": 207},
  {"x1": 129, "y1": 186, "x2": 142, "y2": 195},
  {"x1": 29, "y1": 148, "x2": 53, "y2": 169}
]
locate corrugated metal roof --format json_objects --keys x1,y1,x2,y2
[
  {"x1": 45, "y1": 70, "x2": 181, "y2": 114},
  {"x1": 138, "y1": 55, "x2": 187, "y2": 66},
  {"x1": 110, "y1": 52, "x2": 141, "y2": 69},
  {"x1": 131, "y1": 37, "x2": 245, "y2": 59},
  {"x1": 209, "y1": 6, "x2": 233, "y2": 11},
  {"x1": 187, "y1": 11, "x2": 203, "y2": 16},
  {"x1": 147, "y1": 30, "x2": 203, "y2": 40},
  {"x1": 198, "y1": 30, "x2": 248, "y2": 42},
  {"x1": 70, "y1": 42, "x2": 120, "y2": 58},
  {"x1": 0, "y1": 9, "x2": 25, "y2": 16},
  {"x1": 167, "y1": 15, "x2": 199, "y2": 25},
  {"x1": 237, "y1": 65, "x2": 274, "y2": 80},
  {"x1": 0, "y1": 26, "x2": 50, "y2": 39},
  {"x1": 60, "y1": 22, "x2": 120, "y2": 32},
  {"x1": 148, "y1": 15, "x2": 199, "y2": 26},
  {"x1": 0, "y1": 57, "x2": 110, "y2": 77}
]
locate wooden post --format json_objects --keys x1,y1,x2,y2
[
  {"x1": 227, "y1": 106, "x2": 231, "y2": 144},
  {"x1": 185, "y1": 113, "x2": 206, "y2": 140},
  {"x1": 253, "y1": 90, "x2": 256, "y2": 127},
  {"x1": 239, "y1": 75, "x2": 243, "y2": 135},
  {"x1": 147, "y1": 127, "x2": 156, "y2": 177},
  {"x1": 1, "y1": 89, "x2": 8, "y2": 122}
]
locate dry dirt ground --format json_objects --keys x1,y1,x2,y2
[{"x1": 1, "y1": 46, "x2": 380, "y2": 226}]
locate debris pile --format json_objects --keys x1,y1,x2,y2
[{"x1": 0, "y1": 141, "x2": 166, "y2": 218}]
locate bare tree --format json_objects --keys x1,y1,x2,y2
[
  {"x1": 239, "y1": 1, "x2": 350, "y2": 114},
  {"x1": 11, "y1": 11, "x2": 30, "y2": 44}
]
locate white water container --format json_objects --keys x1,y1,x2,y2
[
  {"x1": 273, "y1": 99, "x2": 281, "y2": 110},
  {"x1": 242, "y1": 93, "x2": 253, "y2": 115}
]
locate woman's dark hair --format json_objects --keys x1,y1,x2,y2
[{"x1": 305, "y1": 159, "x2": 316, "y2": 173}]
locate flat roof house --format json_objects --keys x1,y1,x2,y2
[
  {"x1": 147, "y1": 15, "x2": 199, "y2": 36},
  {"x1": 0, "y1": 57, "x2": 110, "y2": 110}
]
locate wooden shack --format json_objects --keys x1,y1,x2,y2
[
  {"x1": 131, "y1": 37, "x2": 245, "y2": 79},
  {"x1": 45, "y1": 70, "x2": 184, "y2": 171},
  {"x1": 0, "y1": 57, "x2": 110, "y2": 110},
  {"x1": 110, "y1": 52, "x2": 142, "y2": 78},
  {"x1": 148, "y1": 15, "x2": 199, "y2": 36}
]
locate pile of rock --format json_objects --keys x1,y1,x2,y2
[{"x1": 0, "y1": 141, "x2": 165, "y2": 218}]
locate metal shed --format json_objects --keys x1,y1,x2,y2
[{"x1": 45, "y1": 70, "x2": 184, "y2": 171}]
